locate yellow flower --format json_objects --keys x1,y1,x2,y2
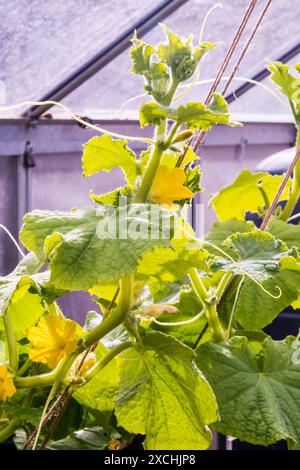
[
  {"x1": 149, "y1": 165, "x2": 194, "y2": 207},
  {"x1": 27, "y1": 314, "x2": 78, "y2": 369},
  {"x1": 73, "y1": 351, "x2": 97, "y2": 376},
  {"x1": 0, "y1": 364, "x2": 16, "y2": 401}
]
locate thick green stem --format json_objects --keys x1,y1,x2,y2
[
  {"x1": 84, "y1": 341, "x2": 134, "y2": 383},
  {"x1": 84, "y1": 275, "x2": 134, "y2": 348},
  {"x1": 215, "y1": 272, "x2": 234, "y2": 301},
  {"x1": 3, "y1": 314, "x2": 18, "y2": 371},
  {"x1": 17, "y1": 359, "x2": 32, "y2": 377},
  {"x1": 258, "y1": 185, "x2": 270, "y2": 211},
  {"x1": 0, "y1": 418, "x2": 21, "y2": 444},
  {"x1": 14, "y1": 353, "x2": 75, "y2": 389},
  {"x1": 134, "y1": 121, "x2": 166, "y2": 203},
  {"x1": 165, "y1": 122, "x2": 180, "y2": 148},
  {"x1": 161, "y1": 78, "x2": 179, "y2": 106},
  {"x1": 189, "y1": 268, "x2": 225, "y2": 342},
  {"x1": 281, "y1": 128, "x2": 300, "y2": 221}
]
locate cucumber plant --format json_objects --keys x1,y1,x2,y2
[{"x1": 1, "y1": 25, "x2": 300, "y2": 451}]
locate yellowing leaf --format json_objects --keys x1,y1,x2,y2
[
  {"x1": 149, "y1": 165, "x2": 193, "y2": 207},
  {"x1": 27, "y1": 314, "x2": 78, "y2": 369},
  {"x1": 212, "y1": 169, "x2": 292, "y2": 221},
  {"x1": 82, "y1": 135, "x2": 137, "y2": 187}
]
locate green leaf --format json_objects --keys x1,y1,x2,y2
[
  {"x1": 205, "y1": 218, "x2": 254, "y2": 256},
  {"x1": 21, "y1": 205, "x2": 174, "y2": 290},
  {"x1": 212, "y1": 169, "x2": 292, "y2": 221},
  {"x1": 205, "y1": 219, "x2": 300, "y2": 329},
  {"x1": 268, "y1": 61, "x2": 300, "y2": 123},
  {"x1": 89, "y1": 186, "x2": 132, "y2": 207},
  {"x1": 48, "y1": 427, "x2": 109, "y2": 450},
  {"x1": 137, "y1": 220, "x2": 208, "y2": 297},
  {"x1": 0, "y1": 253, "x2": 45, "y2": 316},
  {"x1": 139, "y1": 102, "x2": 167, "y2": 128},
  {"x1": 2, "y1": 290, "x2": 45, "y2": 340},
  {"x1": 183, "y1": 165, "x2": 202, "y2": 194},
  {"x1": 73, "y1": 343, "x2": 119, "y2": 419},
  {"x1": 225, "y1": 256, "x2": 300, "y2": 329},
  {"x1": 82, "y1": 135, "x2": 137, "y2": 187},
  {"x1": 130, "y1": 32, "x2": 155, "y2": 75},
  {"x1": 115, "y1": 332, "x2": 217, "y2": 450},
  {"x1": 268, "y1": 217, "x2": 300, "y2": 250},
  {"x1": 158, "y1": 24, "x2": 215, "y2": 82},
  {"x1": 140, "y1": 94, "x2": 234, "y2": 130},
  {"x1": 211, "y1": 231, "x2": 292, "y2": 281},
  {"x1": 197, "y1": 336, "x2": 300, "y2": 449},
  {"x1": 151, "y1": 287, "x2": 207, "y2": 347},
  {"x1": 0, "y1": 401, "x2": 43, "y2": 427}
]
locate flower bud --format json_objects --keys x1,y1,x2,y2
[{"x1": 172, "y1": 130, "x2": 194, "y2": 144}]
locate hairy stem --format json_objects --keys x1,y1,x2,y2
[
  {"x1": 14, "y1": 353, "x2": 75, "y2": 389},
  {"x1": 84, "y1": 275, "x2": 134, "y2": 348},
  {"x1": 3, "y1": 315, "x2": 19, "y2": 371},
  {"x1": 84, "y1": 341, "x2": 134, "y2": 383},
  {"x1": 0, "y1": 418, "x2": 21, "y2": 444},
  {"x1": 189, "y1": 268, "x2": 225, "y2": 342},
  {"x1": 134, "y1": 121, "x2": 166, "y2": 203},
  {"x1": 280, "y1": 129, "x2": 300, "y2": 221}
]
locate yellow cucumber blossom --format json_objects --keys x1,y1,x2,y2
[
  {"x1": 0, "y1": 364, "x2": 16, "y2": 401},
  {"x1": 27, "y1": 314, "x2": 78, "y2": 369},
  {"x1": 149, "y1": 165, "x2": 193, "y2": 208},
  {"x1": 73, "y1": 351, "x2": 97, "y2": 376}
]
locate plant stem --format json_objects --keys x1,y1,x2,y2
[
  {"x1": 165, "y1": 122, "x2": 180, "y2": 148},
  {"x1": 3, "y1": 314, "x2": 18, "y2": 371},
  {"x1": 0, "y1": 418, "x2": 21, "y2": 444},
  {"x1": 189, "y1": 268, "x2": 225, "y2": 342},
  {"x1": 258, "y1": 184, "x2": 270, "y2": 211},
  {"x1": 134, "y1": 121, "x2": 166, "y2": 203},
  {"x1": 162, "y1": 78, "x2": 180, "y2": 106},
  {"x1": 84, "y1": 341, "x2": 134, "y2": 383},
  {"x1": 226, "y1": 276, "x2": 245, "y2": 340},
  {"x1": 84, "y1": 275, "x2": 133, "y2": 348},
  {"x1": 14, "y1": 353, "x2": 75, "y2": 389},
  {"x1": 17, "y1": 359, "x2": 32, "y2": 377},
  {"x1": 280, "y1": 129, "x2": 300, "y2": 221},
  {"x1": 215, "y1": 272, "x2": 233, "y2": 300}
]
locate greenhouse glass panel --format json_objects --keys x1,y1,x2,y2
[
  {"x1": 0, "y1": 0, "x2": 163, "y2": 116},
  {"x1": 57, "y1": 0, "x2": 300, "y2": 118}
]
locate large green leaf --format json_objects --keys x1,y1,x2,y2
[
  {"x1": 197, "y1": 336, "x2": 300, "y2": 449},
  {"x1": 48, "y1": 427, "x2": 109, "y2": 450},
  {"x1": 140, "y1": 94, "x2": 235, "y2": 130},
  {"x1": 205, "y1": 218, "x2": 254, "y2": 256},
  {"x1": 205, "y1": 219, "x2": 300, "y2": 329},
  {"x1": 137, "y1": 220, "x2": 208, "y2": 297},
  {"x1": 82, "y1": 135, "x2": 137, "y2": 187},
  {"x1": 268, "y1": 217, "x2": 300, "y2": 250},
  {"x1": 73, "y1": 342, "x2": 119, "y2": 420},
  {"x1": 229, "y1": 256, "x2": 300, "y2": 329},
  {"x1": 211, "y1": 231, "x2": 292, "y2": 281},
  {"x1": 21, "y1": 205, "x2": 174, "y2": 290},
  {"x1": 151, "y1": 287, "x2": 207, "y2": 348},
  {"x1": 115, "y1": 332, "x2": 217, "y2": 450},
  {"x1": 212, "y1": 169, "x2": 292, "y2": 221}
]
